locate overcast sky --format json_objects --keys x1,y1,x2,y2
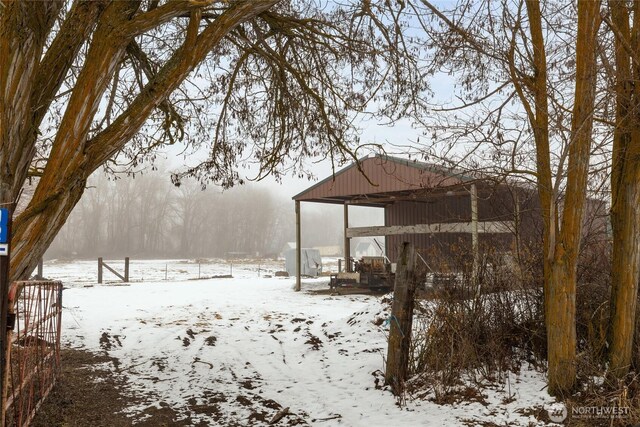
[{"x1": 158, "y1": 115, "x2": 421, "y2": 201}]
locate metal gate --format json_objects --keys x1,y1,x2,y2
[{"x1": 4, "y1": 281, "x2": 63, "y2": 427}]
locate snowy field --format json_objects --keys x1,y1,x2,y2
[{"x1": 46, "y1": 259, "x2": 558, "y2": 426}]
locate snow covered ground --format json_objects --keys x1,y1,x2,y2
[{"x1": 47, "y1": 259, "x2": 558, "y2": 426}]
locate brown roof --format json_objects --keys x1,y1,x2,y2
[{"x1": 293, "y1": 155, "x2": 475, "y2": 205}]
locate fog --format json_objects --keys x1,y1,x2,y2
[{"x1": 47, "y1": 168, "x2": 383, "y2": 260}]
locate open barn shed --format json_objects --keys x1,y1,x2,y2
[{"x1": 291, "y1": 154, "x2": 607, "y2": 291}]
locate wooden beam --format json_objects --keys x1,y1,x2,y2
[
  {"x1": 295, "y1": 201, "x2": 301, "y2": 292},
  {"x1": 102, "y1": 262, "x2": 125, "y2": 281},
  {"x1": 471, "y1": 184, "x2": 479, "y2": 283},
  {"x1": 37, "y1": 258, "x2": 44, "y2": 280},
  {"x1": 344, "y1": 204, "x2": 351, "y2": 272},
  {"x1": 346, "y1": 221, "x2": 515, "y2": 238}
]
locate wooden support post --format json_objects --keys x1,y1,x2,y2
[
  {"x1": 344, "y1": 204, "x2": 351, "y2": 272},
  {"x1": 2, "y1": 288, "x2": 14, "y2": 427},
  {"x1": 295, "y1": 201, "x2": 301, "y2": 292},
  {"x1": 470, "y1": 184, "x2": 479, "y2": 283},
  {"x1": 36, "y1": 258, "x2": 44, "y2": 279},
  {"x1": 385, "y1": 242, "x2": 416, "y2": 396},
  {"x1": 0, "y1": 206, "x2": 13, "y2": 426},
  {"x1": 124, "y1": 257, "x2": 130, "y2": 282},
  {"x1": 98, "y1": 257, "x2": 103, "y2": 284}
]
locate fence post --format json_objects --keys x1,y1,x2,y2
[
  {"x1": 3, "y1": 284, "x2": 16, "y2": 424},
  {"x1": 37, "y1": 258, "x2": 43, "y2": 279},
  {"x1": 0, "y1": 206, "x2": 12, "y2": 426},
  {"x1": 385, "y1": 242, "x2": 416, "y2": 396},
  {"x1": 124, "y1": 257, "x2": 130, "y2": 282},
  {"x1": 98, "y1": 257, "x2": 103, "y2": 284}
]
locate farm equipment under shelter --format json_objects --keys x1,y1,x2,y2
[{"x1": 329, "y1": 256, "x2": 395, "y2": 292}]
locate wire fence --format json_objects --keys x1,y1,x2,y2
[
  {"x1": 42, "y1": 258, "x2": 303, "y2": 287},
  {"x1": 4, "y1": 281, "x2": 62, "y2": 427}
]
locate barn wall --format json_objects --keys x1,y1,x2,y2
[
  {"x1": 384, "y1": 186, "x2": 521, "y2": 263},
  {"x1": 358, "y1": 180, "x2": 608, "y2": 269}
]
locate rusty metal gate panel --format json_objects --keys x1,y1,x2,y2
[{"x1": 4, "y1": 281, "x2": 63, "y2": 427}]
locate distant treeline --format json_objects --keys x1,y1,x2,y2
[{"x1": 47, "y1": 171, "x2": 344, "y2": 260}]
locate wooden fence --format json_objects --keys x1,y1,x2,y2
[
  {"x1": 3, "y1": 281, "x2": 63, "y2": 426},
  {"x1": 98, "y1": 257, "x2": 129, "y2": 283}
]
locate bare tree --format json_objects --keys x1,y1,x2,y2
[
  {"x1": 47, "y1": 172, "x2": 345, "y2": 259},
  {"x1": 0, "y1": 0, "x2": 417, "y2": 281},
  {"x1": 603, "y1": 0, "x2": 640, "y2": 379},
  {"x1": 407, "y1": 0, "x2": 602, "y2": 395}
]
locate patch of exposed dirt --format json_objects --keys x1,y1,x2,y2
[
  {"x1": 99, "y1": 331, "x2": 122, "y2": 351},
  {"x1": 432, "y1": 386, "x2": 489, "y2": 406},
  {"x1": 33, "y1": 347, "x2": 311, "y2": 426},
  {"x1": 32, "y1": 348, "x2": 192, "y2": 427},
  {"x1": 304, "y1": 333, "x2": 323, "y2": 350},
  {"x1": 32, "y1": 348, "x2": 134, "y2": 427}
]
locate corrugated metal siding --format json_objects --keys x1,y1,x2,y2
[
  {"x1": 384, "y1": 187, "x2": 519, "y2": 262},
  {"x1": 387, "y1": 197, "x2": 471, "y2": 225},
  {"x1": 478, "y1": 187, "x2": 517, "y2": 222},
  {"x1": 517, "y1": 188, "x2": 544, "y2": 245},
  {"x1": 386, "y1": 233, "x2": 472, "y2": 262},
  {"x1": 294, "y1": 156, "x2": 463, "y2": 201},
  {"x1": 385, "y1": 194, "x2": 472, "y2": 260},
  {"x1": 295, "y1": 154, "x2": 609, "y2": 266}
]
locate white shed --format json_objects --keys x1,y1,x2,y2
[
  {"x1": 354, "y1": 240, "x2": 382, "y2": 258},
  {"x1": 284, "y1": 248, "x2": 322, "y2": 277}
]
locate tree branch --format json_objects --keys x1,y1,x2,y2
[
  {"x1": 85, "y1": 0, "x2": 280, "y2": 169},
  {"x1": 124, "y1": 0, "x2": 209, "y2": 37}
]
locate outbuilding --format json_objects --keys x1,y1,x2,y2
[
  {"x1": 291, "y1": 154, "x2": 607, "y2": 291},
  {"x1": 284, "y1": 248, "x2": 321, "y2": 277}
]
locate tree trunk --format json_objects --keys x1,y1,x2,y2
[
  {"x1": 546, "y1": 248, "x2": 578, "y2": 395},
  {"x1": 524, "y1": 0, "x2": 555, "y2": 327},
  {"x1": 545, "y1": 0, "x2": 601, "y2": 396},
  {"x1": 607, "y1": 0, "x2": 640, "y2": 379},
  {"x1": 0, "y1": 2, "x2": 63, "y2": 203},
  {"x1": 4, "y1": 0, "x2": 280, "y2": 282},
  {"x1": 609, "y1": 179, "x2": 640, "y2": 376},
  {"x1": 11, "y1": 178, "x2": 88, "y2": 281}
]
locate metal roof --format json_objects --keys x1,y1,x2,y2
[{"x1": 292, "y1": 154, "x2": 475, "y2": 206}]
